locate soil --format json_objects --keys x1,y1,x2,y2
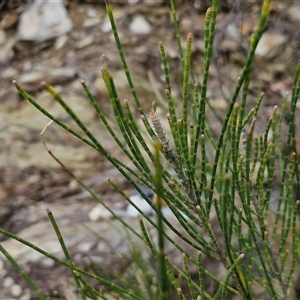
[{"x1": 0, "y1": 0, "x2": 300, "y2": 299}]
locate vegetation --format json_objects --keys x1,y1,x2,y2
[{"x1": 1, "y1": 0, "x2": 300, "y2": 299}]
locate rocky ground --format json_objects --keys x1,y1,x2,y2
[{"x1": 0, "y1": 0, "x2": 300, "y2": 299}]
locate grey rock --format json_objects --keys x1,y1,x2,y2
[
  {"x1": 83, "y1": 18, "x2": 101, "y2": 29},
  {"x1": 287, "y1": 5, "x2": 300, "y2": 22},
  {"x1": 129, "y1": 15, "x2": 151, "y2": 35},
  {"x1": 11, "y1": 284, "x2": 22, "y2": 297},
  {"x1": 256, "y1": 32, "x2": 287, "y2": 60},
  {"x1": 86, "y1": 7, "x2": 98, "y2": 19},
  {"x1": 0, "y1": 36, "x2": 16, "y2": 64},
  {"x1": 76, "y1": 35, "x2": 95, "y2": 49},
  {"x1": 54, "y1": 34, "x2": 68, "y2": 50},
  {"x1": 18, "y1": 1, "x2": 73, "y2": 42},
  {"x1": 101, "y1": 17, "x2": 112, "y2": 33},
  {"x1": 18, "y1": 67, "x2": 77, "y2": 92},
  {"x1": 3, "y1": 276, "x2": 14, "y2": 288}
]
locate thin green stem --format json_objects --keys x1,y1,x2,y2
[
  {"x1": 0, "y1": 244, "x2": 46, "y2": 300},
  {"x1": 206, "y1": 0, "x2": 272, "y2": 213},
  {"x1": 46, "y1": 209, "x2": 86, "y2": 300}
]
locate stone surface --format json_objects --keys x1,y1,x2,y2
[
  {"x1": 18, "y1": 1, "x2": 73, "y2": 42},
  {"x1": 287, "y1": 5, "x2": 300, "y2": 22},
  {"x1": 11, "y1": 284, "x2": 22, "y2": 297},
  {"x1": 129, "y1": 15, "x2": 151, "y2": 35},
  {"x1": 256, "y1": 32, "x2": 287, "y2": 60},
  {"x1": 0, "y1": 198, "x2": 224, "y2": 299}
]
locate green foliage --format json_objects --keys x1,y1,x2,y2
[{"x1": 1, "y1": 0, "x2": 300, "y2": 299}]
